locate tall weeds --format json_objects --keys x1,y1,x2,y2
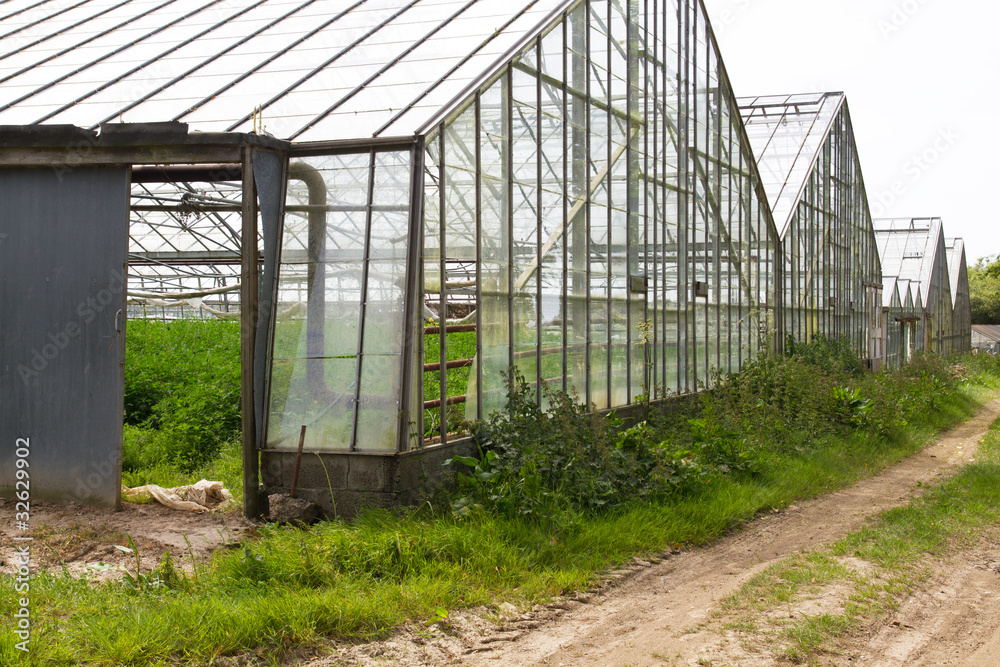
[{"x1": 450, "y1": 339, "x2": 1000, "y2": 526}]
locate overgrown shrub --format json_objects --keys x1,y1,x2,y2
[
  {"x1": 699, "y1": 344, "x2": 842, "y2": 449},
  {"x1": 698, "y1": 337, "x2": 967, "y2": 451},
  {"x1": 124, "y1": 319, "x2": 241, "y2": 471},
  {"x1": 446, "y1": 339, "x2": 993, "y2": 528},
  {"x1": 447, "y1": 371, "x2": 709, "y2": 526}
]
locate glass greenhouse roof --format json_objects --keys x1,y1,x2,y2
[
  {"x1": 739, "y1": 92, "x2": 844, "y2": 238},
  {"x1": 945, "y1": 238, "x2": 965, "y2": 305},
  {"x1": 881, "y1": 275, "x2": 900, "y2": 309},
  {"x1": 0, "y1": 0, "x2": 577, "y2": 311},
  {"x1": 0, "y1": 0, "x2": 570, "y2": 141},
  {"x1": 874, "y1": 217, "x2": 943, "y2": 310}
]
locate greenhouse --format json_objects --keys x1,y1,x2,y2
[
  {"x1": 874, "y1": 217, "x2": 958, "y2": 356},
  {"x1": 880, "y1": 276, "x2": 921, "y2": 368},
  {"x1": 0, "y1": 0, "x2": 781, "y2": 516},
  {"x1": 739, "y1": 92, "x2": 883, "y2": 360},
  {"x1": 946, "y1": 238, "x2": 972, "y2": 353}
]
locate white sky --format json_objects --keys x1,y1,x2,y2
[{"x1": 702, "y1": 0, "x2": 1000, "y2": 263}]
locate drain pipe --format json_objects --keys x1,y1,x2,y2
[{"x1": 288, "y1": 161, "x2": 328, "y2": 398}]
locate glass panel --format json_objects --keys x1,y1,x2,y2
[
  {"x1": 268, "y1": 152, "x2": 370, "y2": 451},
  {"x1": 267, "y1": 149, "x2": 411, "y2": 452},
  {"x1": 479, "y1": 77, "x2": 511, "y2": 417},
  {"x1": 356, "y1": 150, "x2": 411, "y2": 452}
]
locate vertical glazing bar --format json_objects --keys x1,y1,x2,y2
[
  {"x1": 438, "y1": 130, "x2": 448, "y2": 446},
  {"x1": 584, "y1": 0, "x2": 593, "y2": 405},
  {"x1": 475, "y1": 97, "x2": 484, "y2": 420},
  {"x1": 680, "y1": 0, "x2": 691, "y2": 392},
  {"x1": 350, "y1": 150, "x2": 377, "y2": 452},
  {"x1": 536, "y1": 39, "x2": 544, "y2": 399},
  {"x1": 625, "y1": 0, "x2": 635, "y2": 402},
  {"x1": 737, "y1": 150, "x2": 744, "y2": 370},
  {"x1": 398, "y1": 142, "x2": 424, "y2": 452},
  {"x1": 648, "y1": 0, "x2": 657, "y2": 395},
  {"x1": 570, "y1": 4, "x2": 587, "y2": 400},
  {"x1": 506, "y1": 66, "x2": 515, "y2": 376},
  {"x1": 775, "y1": 199, "x2": 783, "y2": 354},
  {"x1": 561, "y1": 16, "x2": 569, "y2": 394},
  {"x1": 692, "y1": 4, "x2": 701, "y2": 389},
  {"x1": 665, "y1": 0, "x2": 673, "y2": 391},
  {"x1": 726, "y1": 102, "x2": 733, "y2": 373},
  {"x1": 702, "y1": 26, "x2": 710, "y2": 383},
  {"x1": 756, "y1": 198, "x2": 763, "y2": 351},
  {"x1": 825, "y1": 135, "x2": 831, "y2": 340},
  {"x1": 677, "y1": 0, "x2": 688, "y2": 394},
  {"x1": 605, "y1": 0, "x2": 613, "y2": 406},
  {"x1": 713, "y1": 70, "x2": 721, "y2": 376}
]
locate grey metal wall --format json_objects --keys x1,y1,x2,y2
[{"x1": 0, "y1": 166, "x2": 129, "y2": 506}]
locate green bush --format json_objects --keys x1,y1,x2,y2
[
  {"x1": 447, "y1": 371, "x2": 710, "y2": 526},
  {"x1": 446, "y1": 338, "x2": 990, "y2": 529},
  {"x1": 124, "y1": 319, "x2": 241, "y2": 472}
]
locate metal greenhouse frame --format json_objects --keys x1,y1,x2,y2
[
  {"x1": 875, "y1": 218, "x2": 965, "y2": 357},
  {"x1": 0, "y1": 0, "x2": 780, "y2": 517},
  {"x1": 740, "y1": 92, "x2": 882, "y2": 360},
  {"x1": 0, "y1": 0, "x2": 971, "y2": 519}
]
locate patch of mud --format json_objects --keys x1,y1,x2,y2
[{"x1": 0, "y1": 498, "x2": 253, "y2": 579}]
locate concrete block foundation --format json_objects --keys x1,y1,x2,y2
[{"x1": 260, "y1": 438, "x2": 477, "y2": 519}]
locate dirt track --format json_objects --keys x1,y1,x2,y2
[
  {"x1": 319, "y1": 397, "x2": 1000, "y2": 666},
  {"x1": 3, "y1": 401, "x2": 998, "y2": 665}
]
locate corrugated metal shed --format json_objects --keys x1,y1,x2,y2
[{"x1": 973, "y1": 325, "x2": 1000, "y2": 343}]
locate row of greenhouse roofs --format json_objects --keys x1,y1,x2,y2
[
  {"x1": 740, "y1": 92, "x2": 971, "y2": 367},
  {"x1": 0, "y1": 0, "x2": 974, "y2": 467}
]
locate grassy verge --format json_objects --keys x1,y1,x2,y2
[
  {"x1": 1, "y1": 348, "x2": 999, "y2": 665},
  {"x1": 714, "y1": 410, "x2": 1000, "y2": 664}
]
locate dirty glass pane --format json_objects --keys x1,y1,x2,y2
[
  {"x1": 268, "y1": 152, "x2": 371, "y2": 451},
  {"x1": 267, "y1": 150, "x2": 411, "y2": 452},
  {"x1": 478, "y1": 77, "x2": 511, "y2": 417},
  {"x1": 355, "y1": 150, "x2": 411, "y2": 452}
]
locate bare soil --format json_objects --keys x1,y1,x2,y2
[
  {"x1": 0, "y1": 497, "x2": 253, "y2": 579},
  {"x1": 312, "y1": 397, "x2": 1000, "y2": 667}
]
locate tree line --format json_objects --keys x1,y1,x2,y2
[{"x1": 971, "y1": 255, "x2": 1000, "y2": 324}]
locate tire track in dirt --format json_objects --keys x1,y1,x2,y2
[
  {"x1": 314, "y1": 397, "x2": 1000, "y2": 667},
  {"x1": 457, "y1": 398, "x2": 1000, "y2": 667}
]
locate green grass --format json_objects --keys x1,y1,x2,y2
[
  {"x1": 123, "y1": 319, "x2": 241, "y2": 475},
  {"x1": 4, "y1": 339, "x2": 999, "y2": 665},
  {"x1": 120, "y1": 319, "x2": 243, "y2": 504},
  {"x1": 1, "y1": 359, "x2": 997, "y2": 665}
]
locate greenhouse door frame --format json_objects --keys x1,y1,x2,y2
[{"x1": 0, "y1": 124, "x2": 290, "y2": 518}]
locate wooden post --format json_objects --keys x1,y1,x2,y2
[
  {"x1": 290, "y1": 425, "x2": 307, "y2": 498},
  {"x1": 241, "y1": 147, "x2": 261, "y2": 518}
]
